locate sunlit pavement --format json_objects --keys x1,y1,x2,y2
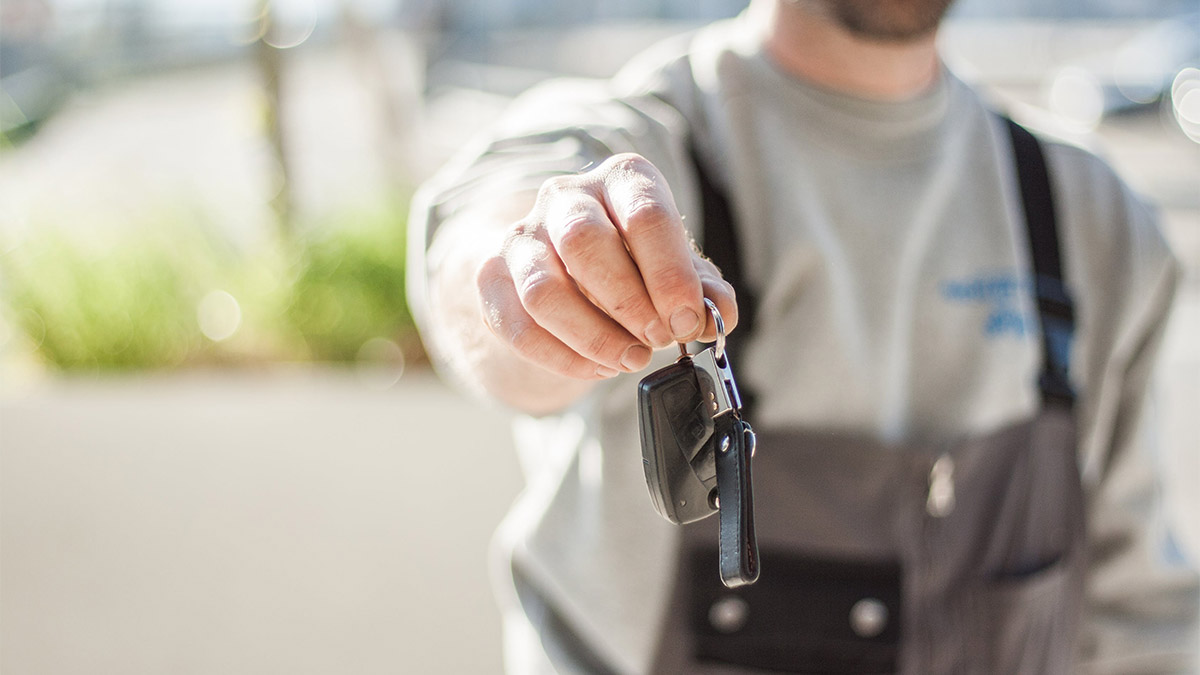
[{"x1": 0, "y1": 368, "x2": 523, "y2": 675}]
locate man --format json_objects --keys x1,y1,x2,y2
[{"x1": 408, "y1": 0, "x2": 1199, "y2": 672}]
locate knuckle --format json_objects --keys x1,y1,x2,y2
[
  {"x1": 507, "y1": 217, "x2": 539, "y2": 238},
  {"x1": 603, "y1": 152, "x2": 654, "y2": 177},
  {"x1": 584, "y1": 330, "x2": 620, "y2": 362},
  {"x1": 510, "y1": 325, "x2": 589, "y2": 379},
  {"x1": 478, "y1": 303, "x2": 502, "y2": 335},
  {"x1": 556, "y1": 214, "x2": 609, "y2": 254},
  {"x1": 474, "y1": 260, "x2": 512, "y2": 324},
  {"x1": 650, "y1": 265, "x2": 699, "y2": 299},
  {"x1": 478, "y1": 301, "x2": 510, "y2": 339},
  {"x1": 609, "y1": 289, "x2": 647, "y2": 316},
  {"x1": 481, "y1": 303, "x2": 510, "y2": 337},
  {"x1": 693, "y1": 253, "x2": 722, "y2": 276},
  {"x1": 507, "y1": 318, "x2": 542, "y2": 357},
  {"x1": 518, "y1": 273, "x2": 567, "y2": 316},
  {"x1": 556, "y1": 352, "x2": 599, "y2": 380},
  {"x1": 475, "y1": 254, "x2": 508, "y2": 288},
  {"x1": 536, "y1": 174, "x2": 579, "y2": 202},
  {"x1": 622, "y1": 199, "x2": 674, "y2": 239}
]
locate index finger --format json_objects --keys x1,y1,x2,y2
[{"x1": 599, "y1": 154, "x2": 705, "y2": 342}]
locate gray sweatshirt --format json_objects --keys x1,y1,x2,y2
[{"x1": 409, "y1": 15, "x2": 1199, "y2": 674}]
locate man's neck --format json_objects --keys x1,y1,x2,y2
[{"x1": 752, "y1": 0, "x2": 942, "y2": 101}]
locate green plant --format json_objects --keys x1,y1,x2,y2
[
  {"x1": 285, "y1": 201, "x2": 415, "y2": 362},
  {"x1": 1, "y1": 223, "x2": 221, "y2": 369},
  {"x1": 0, "y1": 197, "x2": 419, "y2": 371}
]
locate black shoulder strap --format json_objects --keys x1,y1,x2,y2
[
  {"x1": 690, "y1": 118, "x2": 1076, "y2": 411},
  {"x1": 690, "y1": 140, "x2": 758, "y2": 414},
  {"x1": 1005, "y1": 118, "x2": 1076, "y2": 408}
]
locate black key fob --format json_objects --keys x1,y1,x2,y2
[
  {"x1": 637, "y1": 299, "x2": 760, "y2": 587},
  {"x1": 638, "y1": 356, "x2": 718, "y2": 525}
]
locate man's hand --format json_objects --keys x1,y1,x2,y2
[{"x1": 475, "y1": 153, "x2": 738, "y2": 382}]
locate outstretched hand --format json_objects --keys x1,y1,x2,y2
[{"x1": 475, "y1": 153, "x2": 738, "y2": 380}]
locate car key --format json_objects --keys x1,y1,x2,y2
[
  {"x1": 638, "y1": 299, "x2": 759, "y2": 587},
  {"x1": 637, "y1": 352, "x2": 717, "y2": 524}
]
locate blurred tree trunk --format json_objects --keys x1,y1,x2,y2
[
  {"x1": 338, "y1": 2, "x2": 425, "y2": 190},
  {"x1": 255, "y1": 0, "x2": 294, "y2": 240}
]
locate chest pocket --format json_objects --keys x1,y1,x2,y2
[{"x1": 689, "y1": 549, "x2": 901, "y2": 674}]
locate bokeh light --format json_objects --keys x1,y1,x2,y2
[
  {"x1": 355, "y1": 336, "x2": 405, "y2": 389},
  {"x1": 197, "y1": 290, "x2": 242, "y2": 342},
  {"x1": 1113, "y1": 42, "x2": 1170, "y2": 105},
  {"x1": 1047, "y1": 66, "x2": 1105, "y2": 133},
  {"x1": 263, "y1": 0, "x2": 318, "y2": 49},
  {"x1": 1172, "y1": 67, "x2": 1200, "y2": 144}
]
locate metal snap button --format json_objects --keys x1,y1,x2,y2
[
  {"x1": 926, "y1": 454, "x2": 956, "y2": 518},
  {"x1": 708, "y1": 595, "x2": 749, "y2": 633},
  {"x1": 849, "y1": 597, "x2": 888, "y2": 638}
]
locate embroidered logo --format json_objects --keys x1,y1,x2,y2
[{"x1": 940, "y1": 271, "x2": 1032, "y2": 337}]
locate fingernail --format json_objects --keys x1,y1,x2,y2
[
  {"x1": 669, "y1": 307, "x2": 701, "y2": 340},
  {"x1": 644, "y1": 319, "x2": 672, "y2": 348},
  {"x1": 620, "y1": 345, "x2": 652, "y2": 371},
  {"x1": 596, "y1": 365, "x2": 620, "y2": 378}
]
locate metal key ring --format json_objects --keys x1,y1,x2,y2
[{"x1": 704, "y1": 298, "x2": 726, "y2": 361}]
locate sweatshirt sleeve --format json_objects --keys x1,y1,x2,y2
[
  {"x1": 1050, "y1": 143, "x2": 1200, "y2": 673},
  {"x1": 405, "y1": 76, "x2": 697, "y2": 399}
]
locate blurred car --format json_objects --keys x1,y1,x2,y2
[
  {"x1": 0, "y1": 0, "x2": 74, "y2": 141},
  {"x1": 1038, "y1": 11, "x2": 1200, "y2": 136},
  {"x1": 0, "y1": 0, "x2": 339, "y2": 143}
]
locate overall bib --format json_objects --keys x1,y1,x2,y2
[{"x1": 649, "y1": 119, "x2": 1086, "y2": 674}]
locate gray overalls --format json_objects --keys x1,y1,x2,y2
[{"x1": 649, "y1": 119, "x2": 1086, "y2": 673}]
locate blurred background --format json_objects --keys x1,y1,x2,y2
[{"x1": 0, "y1": 0, "x2": 1197, "y2": 673}]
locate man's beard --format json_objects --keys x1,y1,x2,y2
[{"x1": 795, "y1": 0, "x2": 957, "y2": 42}]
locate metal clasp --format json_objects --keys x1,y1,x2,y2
[{"x1": 681, "y1": 299, "x2": 743, "y2": 419}]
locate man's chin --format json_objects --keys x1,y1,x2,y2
[{"x1": 800, "y1": 0, "x2": 957, "y2": 43}]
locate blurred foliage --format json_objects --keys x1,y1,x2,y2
[
  {"x1": 284, "y1": 201, "x2": 414, "y2": 362},
  {"x1": 1, "y1": 218, "x2": 218, "y2": 370},
  {"x1": 0, "y1": 198, "x2": 418, "y2": 372}
]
